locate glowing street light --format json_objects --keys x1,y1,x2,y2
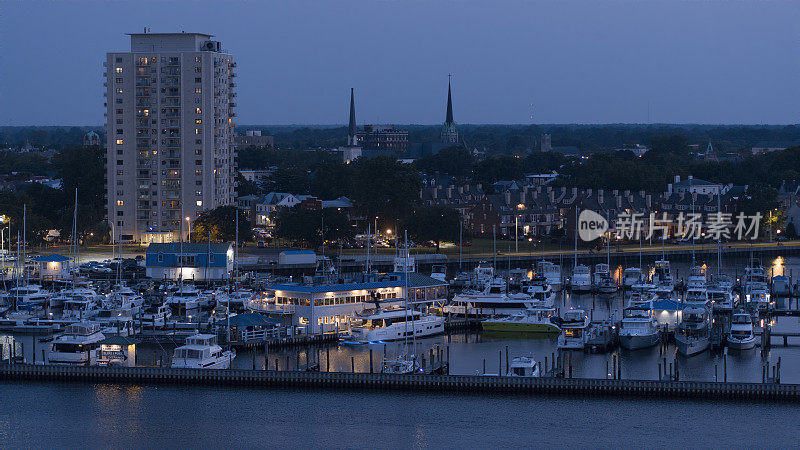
[{"x1": 185, "y1": 216, "x2": 191, "y2": 243}]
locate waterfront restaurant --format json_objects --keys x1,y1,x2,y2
[{"x1": 255, "y1": 272, "x2": 448, "y2": 334}]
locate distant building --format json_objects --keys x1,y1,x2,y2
[
  {"x1": 667, "y1": 175, "x2": 722, "y2": 195},
  {"x1": 615, "y1": 144, "x2": 649, "y2": 157},
  {"x1": 238, "y1": 168, "x2": 273, "y2": 184},
  {"x1": 84, "y1": 131, "x2": 101, "y2": 147},
  {"x1": 440, "y1": 77, "x2": 458, "y2": 144},
  {"x1": 540, "y1": 134, "x2": 552, "y2": 152},
  {"x1": 356, "y1": 125, "x2": 408, "y2": 154},
  {"x1": 751, "y1": 141, "x2": 800, "y2": 155},
  {"x1": 145, "y1": 242, "x2": 234, "y2": 281},
  {"x1": 338, "y1": 88, "x2": 363, "y2": 164},
  {"x1": 234, "y1": 130, "x2": 274, "y2": 149}
]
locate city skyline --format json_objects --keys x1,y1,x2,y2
[{"x1": 1, "y1": 0, "x2": 799, "y2": 126}]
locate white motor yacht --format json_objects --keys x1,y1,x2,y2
[
  {"x1": 6, "y1": 284, "x2": 52, "y2": 309},
  {"x1": 350, "y1": 306, "x2": 444, "y2": 342},
  {"x1": 675, "y1": 306, "x2": 711, "y2": 356},
  {"x1": 92, "y1": 307, "x2": 135, "y2": 336},
  {"x1": 684, "y1": 287, "x2": 709, "y2": 309},
  {"x1": 570, "y1": 265, "x2": 592, "y2": 293},
  {"x1": 430, "y1": 264, "x2": 447, "y2": 283},
  {"x1": 727, "y1": 312, "x2": 757, "y2": 350},
  {"x1": 687, "y1": 265, "x2": 707, "y2": 289},
  {"x1": 61, "y1": 296, "x2": 101, "y2": 320},
  {"x1": 165, "y1": 285, "x2": 207, "y2": 312},
  {"x1": 707, "y1": 277, "x2": 736, "y2": 311},
  {"x1": 593, "y1": 263, "x2": 610, "y2": 289},
  {"x1": 524, "y1": 277, "x2": 556, "y2": 307},
  {"x1": 472, "y1": 262, "x2": 495, "y2": 288},
  {"x1": 652, "y1": 260, "x2": 673, "y2": 290},
  {"x1": 557, "y1": 309, "x2": 591, "y2": 349},
  {"x1": 536, "y1": 261, "x2": 562, "y2": 290},
  {"x1": 744, "y1": 262, "x2": 772, "y2": 310},
  {"x1": 49, "y1": 322, "x2": 105, "y2": 365},
  {"x1": 140, "y1": 303, "x2": 172, "y2": 328},
  {"x1": 618, "y1": 304, "x2": 660, "y2": 350},
  {"x1": 443, "y1": 278, "x2": 532, "y2": 317},
  {"x1": 623, "y1": 267, "x2": 643, "y2": 289},
  {"x1": 507, "y1": 356, "x2": 540, "y2": 377},
  {"x1": 171, "y1": 334, "x2": 235, "y2": 369}
]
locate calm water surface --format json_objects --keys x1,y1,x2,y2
[{"x1": 0, "y1": 382, "x2": 798, "y2": 448}]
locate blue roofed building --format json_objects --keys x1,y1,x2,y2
[
  {"x1": 145, "y1": 242, "x2": 234, "y2": 281},
  {"x1": 32, "y1": 254, "x2": 72, "y2": 280}
]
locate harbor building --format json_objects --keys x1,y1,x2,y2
[
  {"x1": 251, "y1": 273, "x2": 448, "y2": 334},
  {"x1": 105, "y1": 32, "x2": 237, "y2": 243},
  {"x1": 145, "y1": 242, "x2": 234, "y2": 281}
]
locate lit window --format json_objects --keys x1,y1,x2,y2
[
  {"x1": 195, "y1": 119, "x2": 202, "y2": 124},
  {"x1": 195, "y1": 88, "x2": 201, "y2": 94},
  {"x1": 116, "y1": 200, "x2": 124, "y2": 206},
  {"x1": 116, "y1": 139, "x2": 124, "y2": 145},
  {"x1": 195, "y1": 108, "x2": 202, "y2": 114},
  {"x1": 196, "y1": 200, "x2": 203, "y2": 207},
  {"x1": 195, "y1": 129, "x2": 201, "y2": 135},
  {"x1": 195, "y1": 56, "x2": 201, "y2": 63},
  {"x1": 117, "y1": 88, "x2": 123, "y2": 94},
  {"x1": 195, "y1": 170, "x2": 202, "y2": 176}
]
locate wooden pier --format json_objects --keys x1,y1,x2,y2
[{"x1": 1, "y1": 363, "x2": 798, "y2": 402}]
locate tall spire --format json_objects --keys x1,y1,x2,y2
[
  {"x1": 347, "y1": 88, "x2": 357, "y2": 145},
  {"x1": 445, "y1": 75, "x2": 454, "y2": 124},
  {"x1": 440, "y1": 75, "x2": 458, "y2": 144}
]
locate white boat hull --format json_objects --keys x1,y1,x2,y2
[
  {"x1": 619, "y1": 332, "x2": 660, "y2": 350},
  {"x1": 171, "y1": 351, "x2": 235, "y2": 369},
  {"x1": 727, "y1": 336, "x2": 757, "y2": 350},
  {"x1": 350, "y1": 316, "x2": 445, "y2": 342},
  {"x1": 675, "y1": 336, "x2": 710, "y2": 356}
]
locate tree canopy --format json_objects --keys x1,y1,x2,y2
[
  {"x1": 190, "y1": 206, "x2": 252, "y2": 243},
  {"x1": 404, "y1": 205, "x2": 461, "y2": 252}
]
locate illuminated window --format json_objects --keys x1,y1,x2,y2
[
  {"x1": 116, "y1": 139, "x2": 124, "y2": 145},
  {"x1": 117, "y1": 88, "x2": 123, "y2": 94},
  {"x1": 195, "y1": 88, "x2": 201, "y2": 94},
  {"x1": 195, "y1": 129, "x2": 201, "y2": 135},
  {"x1": 116, "y1": 170, "x2": 123, "y2": 176},
  {"x1": 196, "y1": 200, "x2": 203, "y2": 207},
  {"x1": 116, "y1": 200, "x2": 124, "y2": 206},
  {"x1": 195, "y1": 108, "x2": 202, "y2": 114},
  {"x1": 195, "y1": 56, "x2": 201, "y2": 63},
  {"x1": 195, "y1": 119, "x2": 202, "y2": 124},
  {"x1": 195, "y1": 170, "x2": 202, "y2": 176}
]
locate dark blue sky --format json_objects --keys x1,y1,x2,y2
[{"x1": 1, "y1": 0, "x2": 798, "y2": 125}]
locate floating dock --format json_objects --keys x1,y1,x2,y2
[{"x1": 1, "y1": 363, "x2": 797, "y2": 402}]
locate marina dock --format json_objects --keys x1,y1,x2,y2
[{"x1": 2, "y1": 363, "x2": 798, "y2": 402}]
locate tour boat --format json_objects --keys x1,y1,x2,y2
[
  {"x1": 557, "y1": 309, "x2": 591, "y2": 349},
  {"x1": 675, "y1": 306, "x2": 711, "y2": 356},
  {"x1": 536, "y1": 261, "x2": 562, "y2": 290},
  {"x1": 443, "y1": 278, "x2": 533, "y2": 317},
  {"x1": 481, "y1": 306, "x2": 561, "y2": 334},
  {"x1": 507, "y1": 356, "x2": 540, "y2": 377},
  {"x1": 171, "y1": 334, "x2": 235, "y2": 369},
  {"x1": 140, "y1": 303, "x2": 172, "y2": 328},
  {"x1": 49, "y1": 322, "x2": 105, "y2": 365},
  {"x1": 727, "y1": 312, "x2": 757, "y2": 350},
  {"x1": 570, "y1": 265, "x2": 592, "y2": 293},
  {"x1": 618, "y1": 304, "x2": 660, "y2": 350},
  {"x1": 350, "y1": 306, "x2": 444, "y2": 342},
  {"x1": 623, "y1": 267, "x2": 643, "y2": 289}
]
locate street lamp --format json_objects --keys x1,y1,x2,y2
[{"x1": 185, "y1": 216, "x2": 191, "y2": 243}]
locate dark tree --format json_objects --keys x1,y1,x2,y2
[
  {"x1": 191, "y1": 206, "x2": 252, "y2": 243},
  {"x1": 274, "y1": 207, "x2": 353, "y2": 247},
  {"x1": 404, "y1": 205, "x2": 461, "y2": 252}
]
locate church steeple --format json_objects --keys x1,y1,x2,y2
[
  {"x1": 347, "y1": 88, "x2": 357, "y2": 146},
  {"x1": 445, "y1": 78, "x2": 454, "y2": 124},
  {"x1": 440, "y1": 75, "x2": 459, "y2": 144}
]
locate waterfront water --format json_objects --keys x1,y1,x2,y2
[
  {"x1": 0, "y1": 381, "x2": 798, "y2": 447},
  {"x1": 2, "y1": 256, "x2": 800, "y2": 446}
]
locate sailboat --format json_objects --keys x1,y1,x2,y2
[{"x1": 382, "y1": 232, "x2": 421, "y2": 374}]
